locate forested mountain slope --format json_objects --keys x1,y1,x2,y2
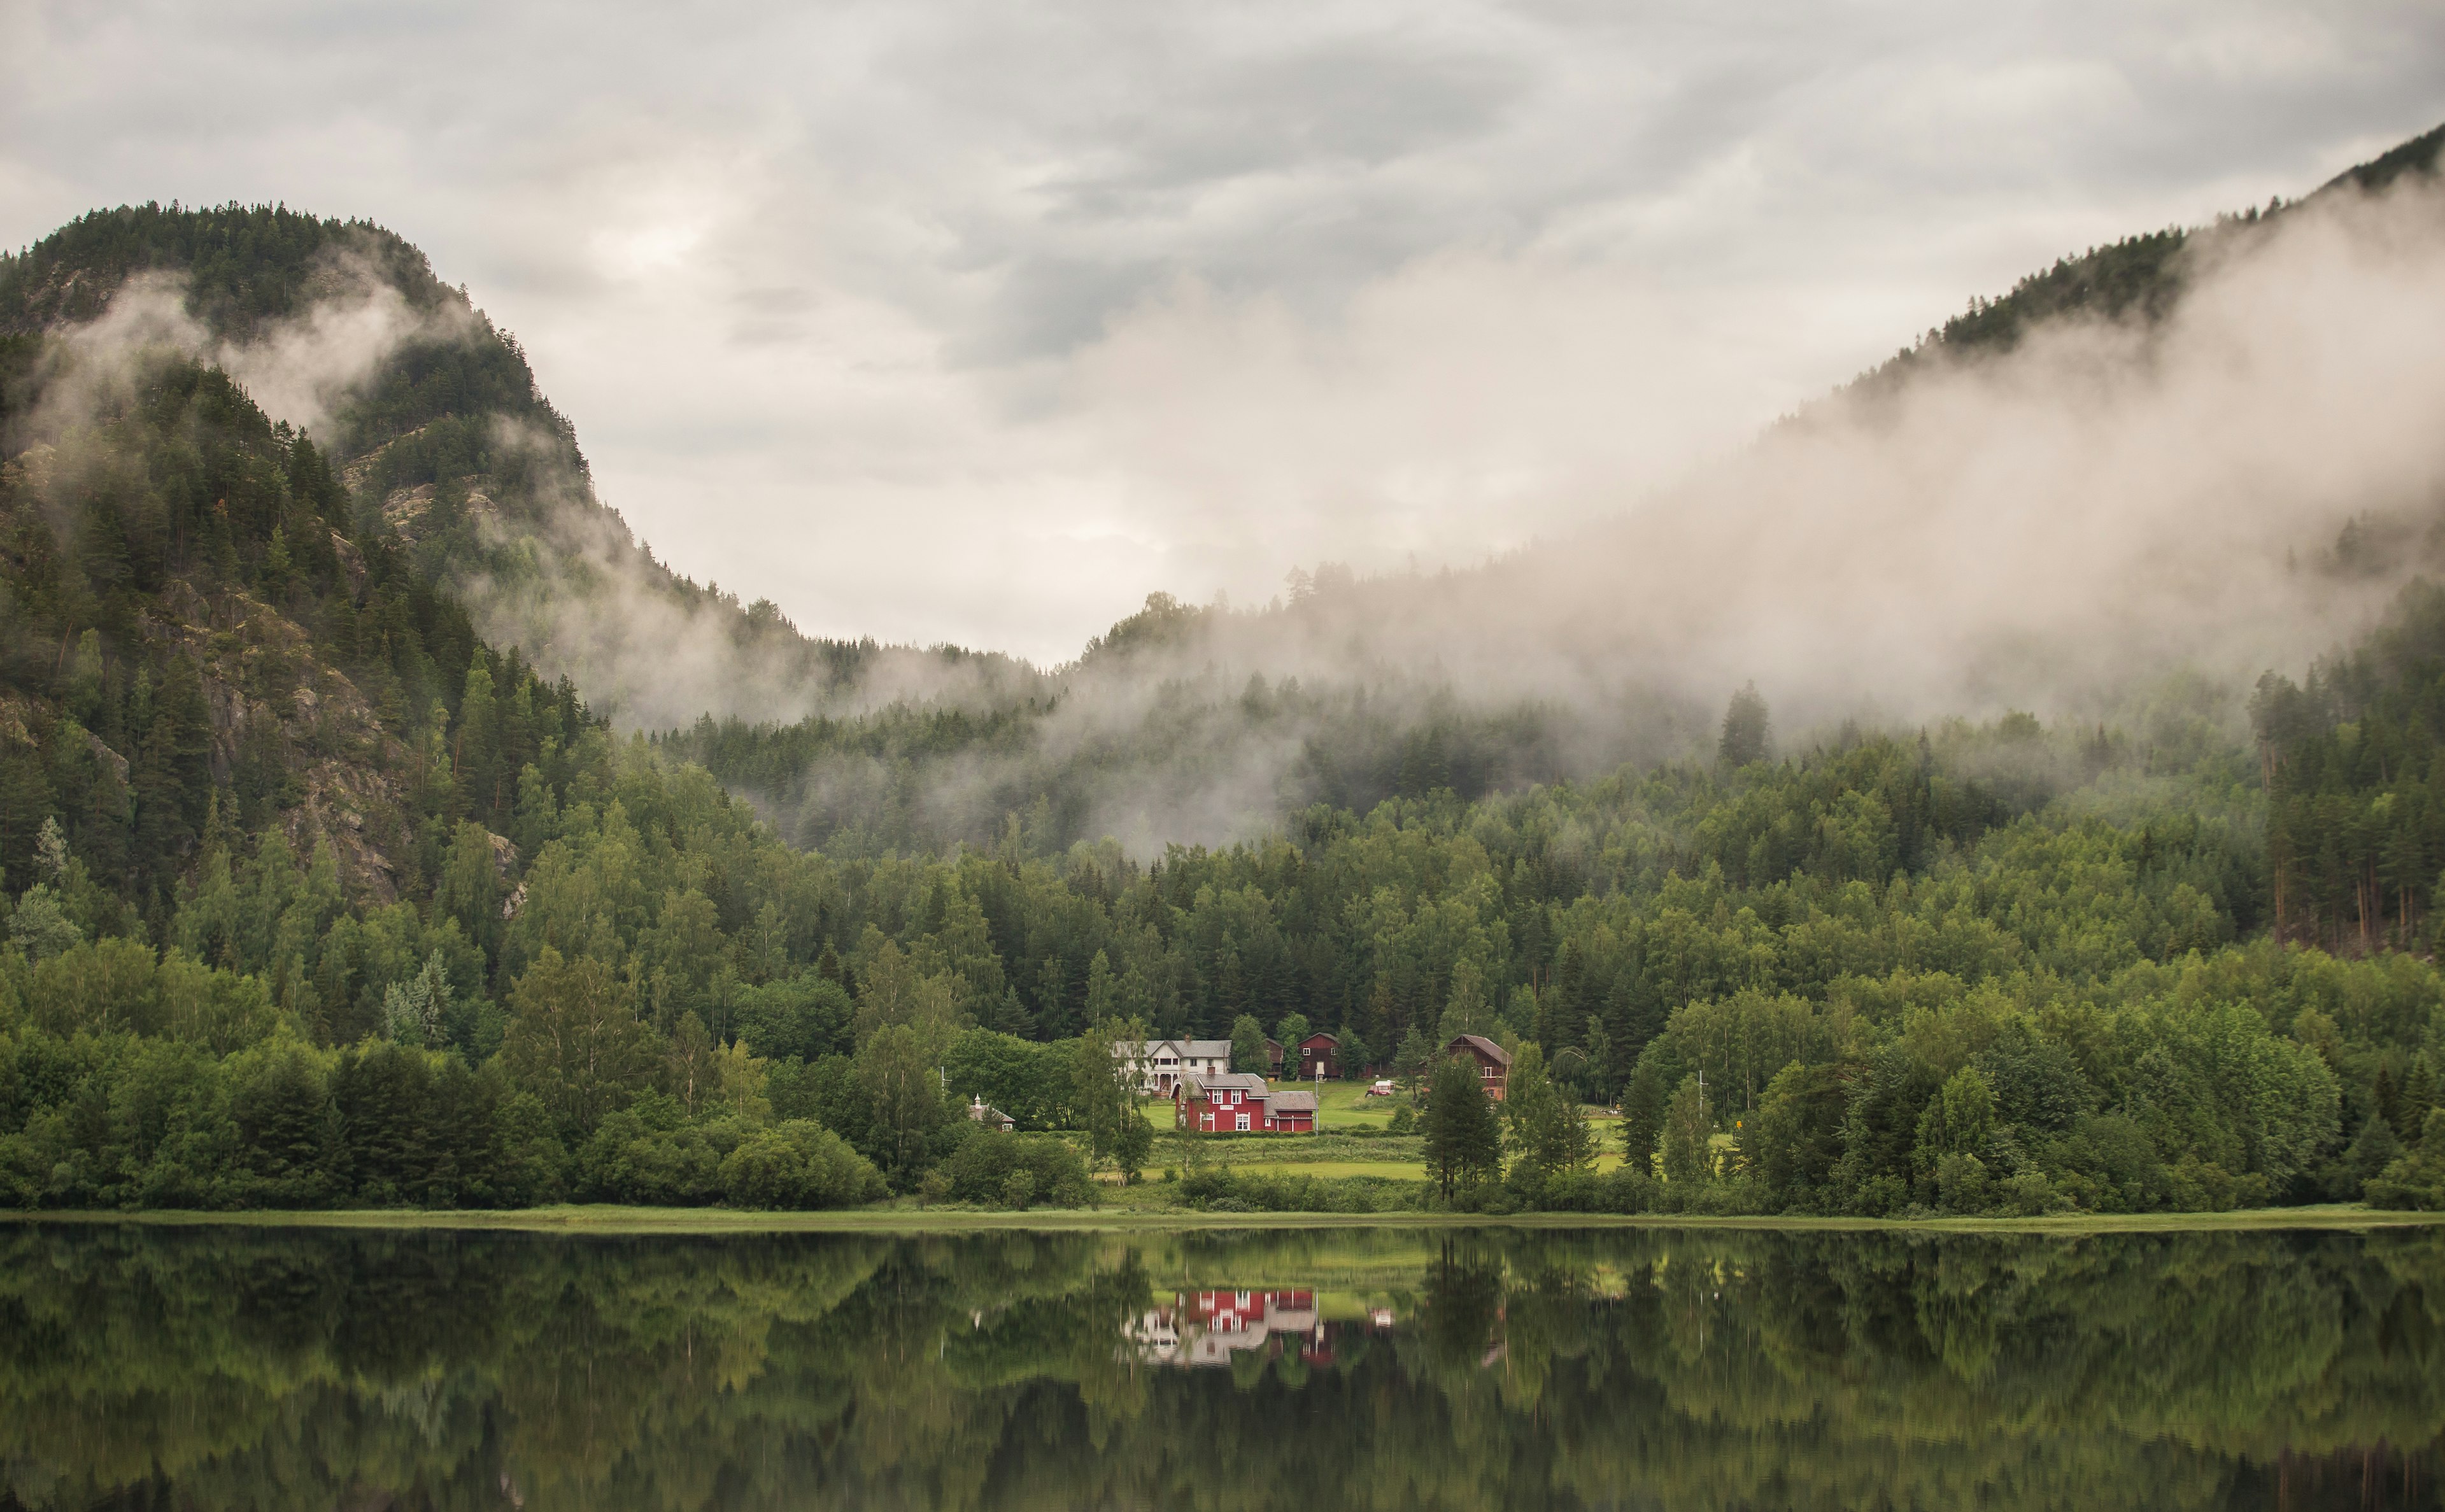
[
  {"x1": 0, "y1": 205, "x2": 1038, "y2": 732},
  {"x1": 670, "y1": 120, "x2": 2445, "y2": 856},
  {"x1": 0, "y1": 127, "x2": 2441, "y2": 1217}
]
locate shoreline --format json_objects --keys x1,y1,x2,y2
[{"x1": 3, "y1": 1203, "x2": 2439, "y2": 1236}]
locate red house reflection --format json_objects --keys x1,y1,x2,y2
[{"x1": 1124, "y1": 1289, "x2": 1352, "y2": 1368}]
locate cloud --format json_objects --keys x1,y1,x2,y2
[
  {"x1": 1186, "y1": 168, "x2": 2445, "y2": 737},
  {"x1": 4, "y1": 0, "x2": 2443, "y2": 666},
  {"x1": 34, "y1": 244, "x2": 464, "y2": 443}
]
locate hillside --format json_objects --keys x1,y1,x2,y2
[
  {"x1": 0, "y1": 124, "x2": 2441, "y2": 1219},
  {"x1": 0, "y1": 205, "x2": 1038, "y2": 732},
  {"x1": 670, "y1": 119, "x2": 2445, "y2": 856}
]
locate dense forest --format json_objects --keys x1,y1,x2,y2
[{"x1": 3, "y1": 130, "x2": 2445, "y2": 1217}]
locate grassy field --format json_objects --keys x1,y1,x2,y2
[{"x1": 4, "y1": 1203, "x2": 2438, "y2": 1235}]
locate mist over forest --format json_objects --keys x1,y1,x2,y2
[{"x1": 1, "y1": 122, "x2": 2444, "y2": 1220}]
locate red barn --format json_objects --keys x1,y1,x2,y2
[
  {"x1": 1297, "y1": 1032, "x2": 1341, "y2": 1080},
  {"x1": 1175, "y1": 1073, "x2": 1318, "y2": 1133}
]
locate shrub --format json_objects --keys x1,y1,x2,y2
[
  {"x1": 2366, "y1": 1111, "x2": 2445, "y2": 1211},
  {"x1": 719, "y1": 1120, "x2": 887, "y2": 1209},
  {"x1": 1171, "y1": 1168, "x2": 1428, "y2": 1213},
  {"x1": 945, "y1": 1131, "x2": 1093, "y2": 1209}
]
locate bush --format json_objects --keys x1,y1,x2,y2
[
  {"x1": 574, "y1": 1102, "x2": 729, "y2": 1205},
  {"x1": 1171, "y1": 1167, "x2": 1427, "y2": 1213},
  {"x1": 2365, "y1": 1111, "x2": 2445, "y2": 1212},
  {"x1": 1537, "y1": 1167, "x2": 1661, "y2": 1214},
  {"x1": 1996, "y1": 1169, "x2": 2071, "y2": 1216},
  {"x1": 944, "y1": 1131, "x2": 1092, "y2": 1209},
  {"x1": 1934, "y1": 1152, "x2": 1992, "y2": 1213},
  {"x1": 719, "y1": 1119, "x2": 886, "y2": 1209}
]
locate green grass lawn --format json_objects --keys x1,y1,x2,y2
[{"x1": 1221, "y1": 1159, "x2": 1431, "y2": 1179}]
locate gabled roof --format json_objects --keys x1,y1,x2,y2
[
  {"x1": 1298, "y1": 1031, "x2": 1340, "y2": 1047},
  {"x1": 1270, "y1": 1090, "x2": 1318, "y2": 1113},
  {"x1": 1447, "y1": 1033, "x2": 1512, "y2": 1066},
  {"x1": 1180, "y1": 1071, "x2": 1272, "y2": 1099},
  {"x1": 1120, "y1": 1038, "x2": 1235, "y2": 1059}
]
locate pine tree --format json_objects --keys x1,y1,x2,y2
[
  {"x1": 1422, "y1": 1053, "x2": 1500, "y2": 1200},
  {"x1": 1719, "y1": 683, "x2": 1771, "y2": 768}
]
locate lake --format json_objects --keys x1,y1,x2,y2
[{"x1": 0, "y1": 1221, "x2": 2437, "y2": 1509}]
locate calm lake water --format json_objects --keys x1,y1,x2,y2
[{"x1": 0, "y1": 1222, "x2": 2439, "y2": 1511}]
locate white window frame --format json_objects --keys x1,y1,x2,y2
[{"x1": 1236, "y1": 1114, "x2": 1251, "y2": 1131}]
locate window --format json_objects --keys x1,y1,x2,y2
[{"x1": 1236, "y1": 1115, "x2": 1251, "y2": 1131}]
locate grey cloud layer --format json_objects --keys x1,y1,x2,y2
[{"x1": 6, "y1": 0, "x2": 2442, "y2": 661}]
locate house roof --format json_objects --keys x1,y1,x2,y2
[
  {"x1": 1121, "y1": 1039, "x2": 1235, "y2": 1059},
  {"x1": 1270, "y1": 1090, "x2": 1318, "y2": 1113},
  {"x1": 1181, "y1": 1072, "x2": 1272, "y2": 1099},
  {"x1": 1298, "y1": 1032, "x2": 1340, "y2": 1047},
  {"x1": 1447, "y1": 1033, "x2": 1513, "y2": 1066}
]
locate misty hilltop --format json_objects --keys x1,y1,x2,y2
[{"x1": 0, "y1": 205, "x2": 1040, "y2": 735}]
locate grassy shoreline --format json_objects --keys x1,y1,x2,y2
[{"x1": 3, "y1": 1203, "x2": 2438, "y2": 1236}]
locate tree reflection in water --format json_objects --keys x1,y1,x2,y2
[{"x1": 0, "y1": 1223, "x2": 2438, "y2": 1511}]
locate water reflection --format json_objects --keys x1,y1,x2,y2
[
  {"x1": 0, "y1": 1222, "x2": 2438, "y2": 1510},
  {"x1": 1126, "y1": 1288, "x2": 1357, "y2": 1367}
]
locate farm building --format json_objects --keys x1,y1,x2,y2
[
  {"x1": 1175, "y1": 1073, "x2": 1319, "y2": 1133},
  {"x1": 1444, "y1": 1035, "x2": 1512, "y2": 1101}
]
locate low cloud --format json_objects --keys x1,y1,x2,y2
[{"x1": 39, "y1": 242, "x2": 465, "y2": 444}]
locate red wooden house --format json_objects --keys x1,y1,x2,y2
[
  {"x1": 1296, "y1": 1032, "x2": 1341, "y2": 1080},
  {"x1": 1175, "y1": 1073, "x2": 1319, "y2": 1133}
]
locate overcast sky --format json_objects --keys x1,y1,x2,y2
[{"x1": 4, "y1": 1, "x2": 2441, "y2": 664}]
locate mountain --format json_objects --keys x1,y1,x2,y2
[
  {"x1": 1, "y1": 123, "x2": 2442, "y2": 1219},
  {"x1": 670, "y1": 119, "x2": 2445, "y2": 854},
  {"x1": 0, "y1": 204, "x2": 1039, "y2": 732}
]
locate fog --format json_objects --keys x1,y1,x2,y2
[
  {"x1": 478, "y1": 155, "x2": 2445, "y2": 851},
  {"x1": 891, "y1": 161, "x2": 2445, "y2": 848},
  {"x1": 25, "y1": 142, "x2": 2445, "y2": 854},
  {"x1": 39, "y1": 248, "x2": 465, "y2": 444}
]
